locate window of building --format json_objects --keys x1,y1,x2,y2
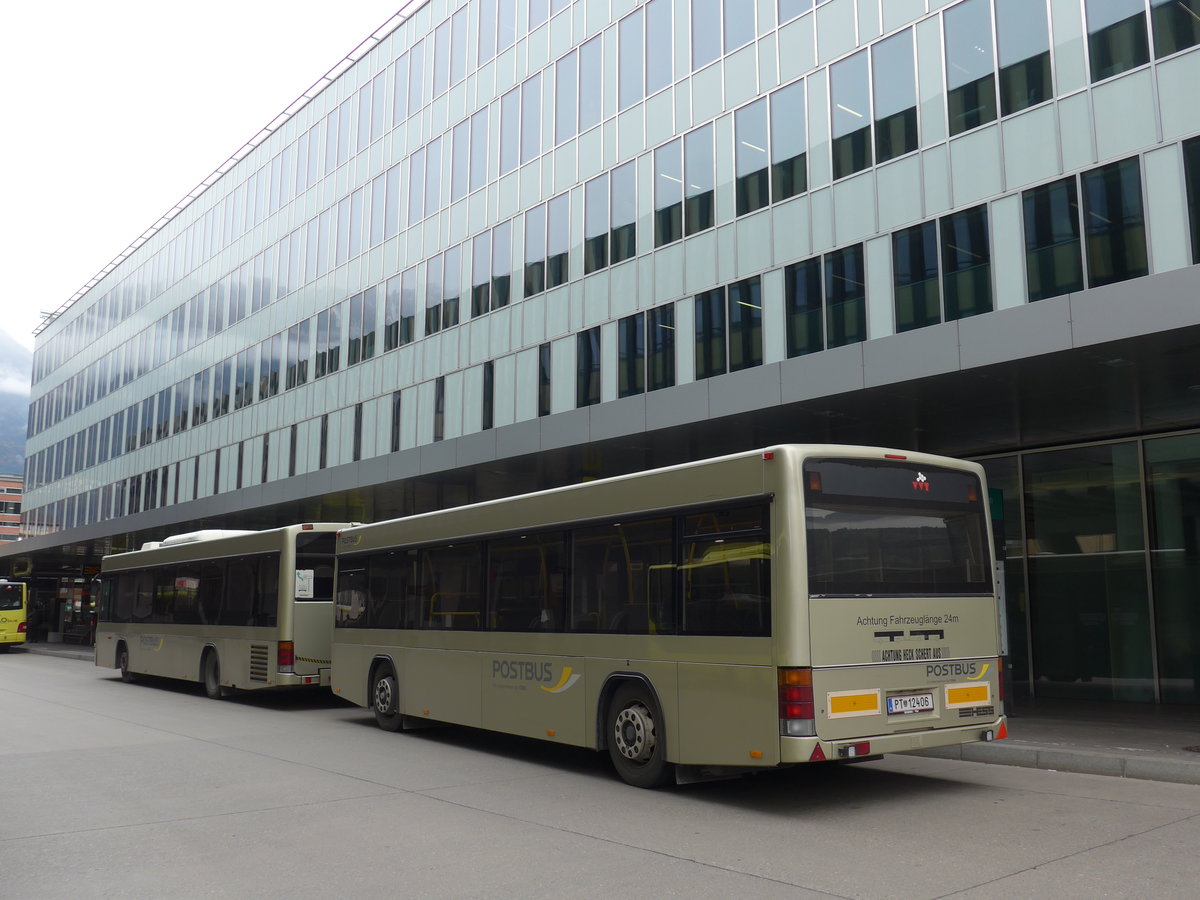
[
  {"x1": 390, "y1": 391, "x2": 403, "y2": 452},
  {"x1": 945, "y1": 0, "x2": 997, "y2": 135},
  {"x1": 425, "y1": 253, "x2": 444, "y2": 335},
  {"x1": 319, "y1": 414, "x2": 329, "y2": 469},
  {"x1": 315, "y1": 304, "x2": 342, "y2": 377},
  {"x1": 538, "y1": 343, "x2": 552, "y2": 417},
  {"x1": 872, "y1": 30, "x2": 918, "y2": 162},
  {"x1": 348, "y1": 288, "x2": 377, "y2": 365},
  {"x1": 685, "y1": 125, "x2": 715, "y2": 234},
  {"x1": 1184, "y1": 137, "x2": 1200, "y2": 264},
  {"x1": 1152, "y1": 0, "x2": 1200, "y2": 57},
  {"x1": 286, "y1": 319, "x2": 310, "y2": 389},
  {"x1": 443, "y1": 246, "x2": 463, "y2": 329},
  {"x1": 289, "y1": 425, "x2": 298, "y2": 477},
  {"x1": 482, "y1": 361, "x2": 495, "y2": 431},
  {"x1": 618, "y1": 314, "x2": 645, "y2": 398},
  {"x1": 579, "y1": 35, "x2": 603, "y2": 132},
  {"x1": 735, "y1": 99, "x2": 770, "y2": 216},
  {"x1": 192, "y1": 370, "x2": 210, "y2": 426},
  {"x1": 1082, "y1": 157, "x2": 1148, "y2": 287},
  {"x1": 524, "y1": 204, "x2": 547, "y2": 297},
  {"x1": 576, "y1": 328, "x2": 602, "y2": 408},
  {"x1": 521, "y1": 74, "x2": 542, "y2": 164},
  {"x1": 646, "y1": 0, "x2": 672, "y2": 96},
  {"x1": 470, "y1": 108, "x2": 488, "y2": 191},
  {"x1": 941, "y1": 205, "x2": 993, "y2": 320},
  {"x1": 493, "y1": 221, "x2": 513, "y2": 310},
  {"x1": 785, "y1": 258, "x2": 823, "y2": 357},
  {"x1": 155, "y1": 387, "x2": 172, "y2": 441},
  {"x1": 1086, "y1": 0, "x2": 1149, "y2": 81},
  {"x1": 770, "y1": 80, "x2": 807, "y2": 201},
  {"x1": 655, "y1": 140, "x2": 683, "y2": 246},
  {"x1": 893, "y1": 222, "x2": 941, "y2": 332},
  {"x1": 1023, "y1": 177, "x2": 1084, "y2": 301},
  {"x1": 258, "y1": 332, "x2": 282, "y2": 399},
  {"x1": 825, "y1": 245, "x2": 867, "y2": 347},
  {"x1": 618, "y1": 8, "x2": 644, "y2": 111},
  {"x1": 831, "y1": 50, "x2": 872, "y2": 179},
  {"x1": 555, "y1": 50, "x2": 578, "y2": 145},
  {"x1": 584, "y1": 173, "x2": 609, "y2": 274},
  {"x1": 353, "y1": 403, "x2": 364, "y2": 461},
  {"x1": 648, "y1": 303, "x2": 676, "y2": 391},
  {"x1": 499, "y1": 88, "x2": 519, "y2": 175},
  {"x1": 695, "y1": 278, "x2": 763, "y2": 379},
  {"x1": 547, "y1": 195, "x2": 569, "y2": 289},
  {"x1": 996, "y1": 0, "x2": 1052, "y2": 116},
  {"x1": 611, "y1": 161, "x2": 637, "y2": 264},
  {"x1": 692, "y1": 0, "x2": 721, "y2": 70}
]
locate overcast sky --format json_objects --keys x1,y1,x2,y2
[{"x1": 0, "y1": 1, "x2": 407, "y2": 361}]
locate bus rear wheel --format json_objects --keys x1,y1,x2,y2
[
  {"x1": 606, "y1": 682, "x2": 674, "y2": 788},
  {"x1": 202, "y1": 650, "x2": 228, "y2": 700},
  {"x1": 371, "y1": 662, "x2": 403, "y2": 732},
  {"x1": 118, "y1": 645, "x2": 136, "y2": 683}
]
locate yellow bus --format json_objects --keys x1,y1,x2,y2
[
  {"x1": 330, "y1": 445, "x2": 1006, "y2": 787},
  {"x1": 0, "y1": 580, "x2": 27, "y2": 651},
  {"x1": 95, "y1": 524, "x2": 351, "y2": 697}
]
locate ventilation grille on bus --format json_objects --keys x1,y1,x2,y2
[{"x1": 249, "y1": 644, "x2": 270, "y2": 682}]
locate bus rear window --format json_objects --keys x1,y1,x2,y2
[
  {"x1": 296, "y1": 532, "x2": 336, "y2": 602},
  {"x1": 0, "y1": 585, "x2": 22, "y2": 610},
  {"x1": 804, "y1": 459, "x2": 991, "y2": 597}
]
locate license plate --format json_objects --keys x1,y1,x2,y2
[{"x1": 887, "y1": 693, "x2": 934, "y2": 715}]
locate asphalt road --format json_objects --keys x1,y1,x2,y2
[{"x1": 2, "y1": 652, "x2": 1199, "y2": 899}]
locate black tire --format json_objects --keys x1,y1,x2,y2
[
  {"x1": 118, "y1": 645, "x2": 136, "y2": 683},
  {"x1": 0, "y1": 644, "x2": 10, "y2": 653},
  {"x1": 606, "y1": 681, "x2": 674, "y2": 788},
  {"x1": 202, "y1": 650, "x2": 227, "y2": 700},
  {"x1": 371, "y1": 662, "x2": 403, "y2": 732}
]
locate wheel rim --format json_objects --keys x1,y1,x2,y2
[
  {"x1": 613, "y1": 702, "x2": 657, "y2": 763},
  {"x1": 374, "y1": 675, "x2": 395, "y2": 715}
]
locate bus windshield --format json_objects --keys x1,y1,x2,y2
[{"x1": 804, "y1": 458, "x2": 991, "y2": 597}]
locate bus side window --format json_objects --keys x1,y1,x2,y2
[{"x1": 256, "y1": 556, "x2": 279, "y2": 627}]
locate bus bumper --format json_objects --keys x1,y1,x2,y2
[
  {"x1": 275, "y1": 669, "x2": 330, "y2": 687},
  {"x1": 780, "y1": 716, "x2": 1007, "y2": 764}
]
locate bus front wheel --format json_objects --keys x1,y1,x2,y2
[
  {"x1": 202, "y1": 650, "x2": 228, "y2": 700},
  {"x1": 606, "y1": 682, "x2": 674, "y2": 788},
  {"x1": 118, "y1": 645, "x2": 136, "y2": 683},
  {"x1": 371, "y1": 663, "x2": 403, "y2": 732}
]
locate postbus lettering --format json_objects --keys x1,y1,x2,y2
[{"x1": 491, "y1": 659, "x2": 554, "y2": 683}]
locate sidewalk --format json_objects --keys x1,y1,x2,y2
[
  {"x1": 14, "y1": 644, "x2": 1200, "y2": 785},
  {"x1": 914, "y1": 696, "x2": 1200, "y2": 786}
]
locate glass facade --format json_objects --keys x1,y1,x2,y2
[{"x1": 17, "y1": 0, "x2": 1200, "y2": 706}]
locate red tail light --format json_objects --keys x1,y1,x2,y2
[
  {"x1": 779, "y1": 668, "x2": 815, "y2": 736},
  {"x1": 17, "y1": 622, "x2": 27, "y2": 633},
  {"x1": 278, "y1": 641, "x2": 295, "y2": 672}
]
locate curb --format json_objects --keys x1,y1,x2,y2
[
  {"x1": 20, "y1": 646, "x2": 95, "y2": 663},
  {"x1": 912, "y1": 742, "x2": 1200, "y2": 786}
]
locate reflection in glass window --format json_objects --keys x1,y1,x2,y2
[
  {"x1": 584, "y1": 174, "x2": 609, "y2": 274},
  {"x1": 577, "y1": 327, "x2": 601, "y2": 408},
  {"x1": 945, "y1": 0, "x2": 997, "y2": 135},
  {"x1": 611, "y1": 162, "x2": 637, "y2": 264},
  {"x1": 425, "y1": 255, "x2": 443, "y2": 336},
  {"x1": 785, "y1": 257, "x2": 822, "y2": 357},
  {"x1": 472, "y1": 232, "x2": 492, "y2": 316},
  {"x1": 384, "y1": 275, "x2": 401, "y2": 350},
  {"x1": 872, "y1": 30, "x2": 918, "y2": 163},
  {"x1": 571, "y1": 518, "x2": 675, "y2": 634},
  {"x1": 1086, "y1": 0, "x2": 1149, "y2": 82},
  {"x1": 692, "y1": 0, "x2": 721, "y2": 70},
  {"x1": 771, "y1": 81, "x2": 807, "y2": 200},
  {"x1": 648, "y1": 303, "x2": 675, "y2": 391},
  {"x1": 725, "y1": 0, "x2": 756, "y2": 54},
  {"x1": 941, "y1": 205, "x2": 992, "y2": 320},
  {"x1": 995, "y1": 0, "x2": 1052, "y2": 116},
  {"x1": 401, "y1": 269, "x2": 417, "y2": 343},
  {"x1": 1152, "y1": 0, "x2": 1200, "y2": 58},
  {"x1": 655, "y1": 140, "x2": 683, "y2": 246},
  {"x1": 619, "y1": 9, "x2": 644, "y2": 111},
  {"x1": 1023, "y1": 178, "x2": 1083, "y2": 301},
  {"x1": 825, "y1": 244, "x2": 866, "y2": 347},
  {"x1": 728, "y1": 277, "x2": 763, "y2": 372},
  {"x1": 618, "y1": 313, "x2": 644, "y2": 398},
  {"x1": 685, "y1": 125, "x2": 715, "y2": 233},
  {"x1": 779, "y1": 0, "x2": 814, "y2": 25},
  {"x1": 735, "y1": 99, "x2": 770, "y2": 215},
  {"x1": 521, "y1": 75, "x2": 541, "y2": 164},
  {"x1": 893, "y1": 222, "x2": 941, "y2": 332},
  {"x1": 555, "y1": 50, "x2": 578, "y2": 145},
  {"x1": 694, "y1": 289, "x2": 726, "y2": 379},
  {"x1": 500, "y1": 88, "x2": 519, "y2": 175},
  {"x1": 538, "y1": 343, "x2": 552, "y2": 417},
  {"x1": 482, "y1": 360, "x2": 495, "y2": 431},
  {"x1": 579, "y1": 36, "x2": 603, "y2": 132},
  {"x1": 493, "y1": 221, "x2": 513, "y2": 309},
  {"x1": 831, "y1": 51, "x2": 872, "y2": 179},
  {"x1": 489, "y1": 533, "x2": 565, "y2": 632},
  {"x1": 470, "y1": 109, "x2": 489, "y2": 191},
  {"x1": 442, "y1": 246, "x2": 461, "y2": 329},
  {"x1": 1082, "y1": 157, "x2": 1148, "y2": 288},
  {"x1": 451, "y1": 119, "x2": 470, "y2": 202},
  {"x1": 547, "y1": 194, "x2": 569, "y2": 289},
  {"x1": 646, "y1": 0, "x2": 672, "y2": 96},
  {"x1": 525, "y1": 206, "x2": 548, "y2": 299},
  {"x1": 1185, "y1": 137, "x2": 1200, "y2": 264}
]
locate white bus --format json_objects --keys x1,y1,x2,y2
[
  {"x1": 96, "y1": 523, "x2": 351, "y2": 697},
  {"x1": 330, "y1": 445, "x2": 1006, "y2": 787}
]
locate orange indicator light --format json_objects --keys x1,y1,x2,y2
[{"x1": 749, "y1": 750, "x2": 763, "y2": 759}]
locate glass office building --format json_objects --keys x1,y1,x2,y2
[{"x1": 7, "y1": 0, "x2": 1200, "y2": 705}]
